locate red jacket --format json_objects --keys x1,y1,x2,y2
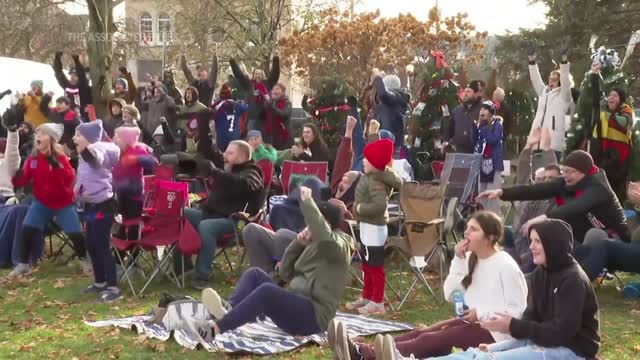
[
  {"x1": 264, "y1": 97, "x2": 291, "y2": 150},
  {"x1": 13, "y1": 153, "x2": 75, "y2": 209}
]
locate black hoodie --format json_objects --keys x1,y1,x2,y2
[{"x1": 510, "y1": 220, "x2": 600, "y2": 358}]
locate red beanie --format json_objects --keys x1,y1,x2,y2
[{"x1": 364, "y1": 139, "x2": 394, "y2": 171}]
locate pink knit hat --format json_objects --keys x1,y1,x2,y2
[{"x1": 115, "y1": 126, "x2": 140, "y2": 146}]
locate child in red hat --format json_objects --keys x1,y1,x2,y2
[{"x1": 349, "y1": 139, "x2": 403, "y2": 315}]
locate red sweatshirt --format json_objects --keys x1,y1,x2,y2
[{"x1": 13, "y1": 153, "x2": 75, "y2": 209}]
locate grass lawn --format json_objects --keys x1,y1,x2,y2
[{"x1": 0, "y1": 251, "x2": 639, "y2": 359}]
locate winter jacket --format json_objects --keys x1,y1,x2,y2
[
  {"x1": 252, "y1": 144, "x2": 277, "y2": 164},
  {"x1": 510, "y1": 220, "x2": 600, "y2": 358},
  {"x1": 476, "y1": 116, "x2": 504, "y2": 180},
  {"x1": 180, "y1": 54, "x2": 218, "y2": 106},
  {"x1": 264, "y1": 96, "x2": 292, "y2": 150},
  {"x1": 497, "y1": 101, "x2": 514, "y2": 138},
  {"x1": 294, "y1": 140, "x2": 330, "y2": 163},
  {"x1": 354, "y1": 167, "x2": 403, "y2": 225},
  {"x1": 112, "y1": 144, "x2": 157, "y2": 197},
  {"x1": 330, "y1": 137, "x2": 354, "y2": 194},
  {"x1": 230, "y1": 56, "x2": 280, "y2": 129},
  {"x1": 200, "y1": 160, "x2": 264, "y2": 219},
  {"x1": 211, "y1": 99, "x2": 248, "y2": 151},
  {"x1": 20, "y1": 94, "x2": 49, "y2": 128},
  {"x1": 501, "y1": 166, "x2": 630, "y2": 243},
  {"x1": 141, "y1": 91, "x2": 177, "y2": 139},
  {"x1": 0, "y1": 130, "x2": 21, "y2": 198},
  {"x1": 103, "y1": 98, "x2": 127, "y2": 139},
  {"x1": 372, "y1": 76, "x2": 409, "y2": 148},
  {"x1": 449, "y1": 101, "x2": 480, "y2": 154},
  {"x1": 279, "y1": 197, "x2": 353, "y2": 331},
  {"x1": 75, "y1": 142, "x2": 120, "y2": 204},
  {"x1": 529, "y1": 62, "x2": 572, "y2": 152},
  {"x1": 151, "y1": 121, "x2": 180, "y2": 158},
  {"x1": 13, "y1": 153, "x2": 75, "y2": 210},
  {"x1": 53, "y1": 53, "x2": 92, "y2": 119}
]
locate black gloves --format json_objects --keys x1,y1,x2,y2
[
  {"x1": 197, "y1": 158, "x2": 217, "y2": 177},
  {"x1": 2, "y1": 107, "x2": 18, "y2": 132},
  {"x1": 560, "y1": 47, "x2": 569, "y2": 63},
  {"x1": 527, "y1": 44, "x2": 536, "y2": 63}
]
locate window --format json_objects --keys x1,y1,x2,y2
[
  {"x1": 140, "y1": 12, "x2": 153, "y2": 45},
  {"x1": 158, "y1": 13, "x2": 171, "y2": 43}
]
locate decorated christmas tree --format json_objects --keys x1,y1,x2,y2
[
  {"x1": 407, "y1": 51, "x2": 460, "y2": 180},
  {"x1": 301, "y1": 74, "x2": 353, "y2": 151}
]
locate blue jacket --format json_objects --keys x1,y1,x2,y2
[
  {"x1": 372, "y1": 77, "x2": 409, "y2": 147},
  {"x1": 477, "y1": 117, "x2": 504, "y2": 172}
]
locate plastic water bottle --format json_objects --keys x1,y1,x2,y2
[{"x1": 452, "y1": 290, "x2": 465, "y2": 317}]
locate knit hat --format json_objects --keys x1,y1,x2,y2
[
  {"x1": 379, "y1": 129, "x2": 396, "y2": 143},
  {"x1": 122, "y1": 104, "x2": 140, "y2": 121},
  {"x1": 37, "y1": 123, "x2": 64, "y2": 143},
  {"x1": 115, "y1": 78, "x2": 128, "y2": 90},
  {"x1": 246, "y1": 130, "x2": 262, "y2": 140},
  {"x1": 115, "y1": 126, "x2": 140, "y2": 146},
  {"x1": 562, "y1": 150, "x2": 594, "y2": 175},
  {"x1": 316, "y1": 200, "x2": 343, "y2": 230},
  {"x1": 30, "y1": 80, "x2": 43, "y2": 89},
  {"x1": 383, "y1": 75, "x2": 401, "y2": 91},
  {"x1": 220, "y1": 83, "x2": 233, "y2": 100},
  {"x1": 480, "y1": 100, "x2": 496, "y2": 115},
  {"x1": 364, "y1": 138, "x2": 394, "y2": 171},
  {"x1": 77, "y1": 119, "x2": 104, "y2": 144},
  {"x1": 611, "y1": 87, "x2": 627, "y2": 105}
]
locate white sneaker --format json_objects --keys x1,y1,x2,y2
[
  {"x1": 346, "y1": 298, "x2": 370, "y2": 310},
  {"x1": 357, "y1": 301, "x2": 385, "y2": 315},
  {"x1": 201, "y1": 288, "x2": 227, "y2": 320},
  {"x1": 8, "y1": 263, "x2": 32, "y2": 277},
  {"x1": 382, "y1": 334, "x2": 414, "y2": 360}
]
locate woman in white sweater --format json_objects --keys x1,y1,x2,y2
[{"x1": 331, "y1": 211, "x2": 528, "y2": 360}]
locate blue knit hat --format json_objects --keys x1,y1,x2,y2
[
  {"x1": 77, "y1": 120, "x2": 104, "y2": 144},
  {"x1": 115, "y1": 78, "x2": 128, "y2": 90}
]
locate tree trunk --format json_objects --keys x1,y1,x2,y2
[{"x1": 86, "y1": 0, "x2": 115, "y2": 119}]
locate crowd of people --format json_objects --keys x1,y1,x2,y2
[{"x1": 0, "y1": 42, "x2": 637, "y2": 360}]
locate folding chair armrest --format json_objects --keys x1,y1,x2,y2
[{"x1": 229, "y1": 209, "x2": 264, "y2": 223}]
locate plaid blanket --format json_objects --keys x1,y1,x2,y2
[{"x1": 84, "y1": 302, "x2": 413, "y2": 355}]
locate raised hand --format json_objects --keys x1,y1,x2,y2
[
  {"x1": 299, "y1": 186, "x2": 312, "y2": 202},
  {"x1": 560, "y1": 46, "x2": 569, "y2": 63},
  {"x1": 490, "y1": 57, "x2": 498, "y2": 70},
  {"x1": 527, "y1": 44, "x2": 536, "y2": 62},
  {"x1": 525, "y1": 128, "x2": 541, "y2": 149}
]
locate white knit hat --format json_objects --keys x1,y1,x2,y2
[
  {"x1": 37, "y1": 123, "x2": 64, "y2": 143},
  {"x1": 383, "y1": 74, "x2": 401, "y2": 91}
]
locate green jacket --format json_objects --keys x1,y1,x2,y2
[
  {"x1": 354, "y1": 167, "x2": 403, "y2": 225},
  {"x1": 252, "y1": 144, "x2": 277, "y2": 163},
  {"x1": 279, "y1": 197, "x2": 353, "y2": 330}
]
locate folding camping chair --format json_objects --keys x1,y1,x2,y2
[
  {"x1": 256, "y1": 159, "x2": 275, "y2": 213},
  {"x1": 439, "y1": 153, "x2": 482, "y2": 221},
  {"x1": 389, "y1": 181, "x2": 448, "y2": 308},
  {"x1": 280, "y1": 160, "x2": 328, "y2": 195},
  {"x1": 111, "y1": 180, "x2": 188, "y2": 297}
]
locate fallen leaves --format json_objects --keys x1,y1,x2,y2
[
  {"x1": 146, "y1": 342, "x2": 168, "y2": 353},
  {"x1": 53, "y1": 279, "x2": 66, "y2": 289}
]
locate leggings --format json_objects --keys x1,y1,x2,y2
[
  {"x1": 216, "y1": 268, "x2": 321, "y2": 336},
  {"x1": 85, "y1": 200, "x2": 117, "y2": 287},
  {"x1": 360, "y1": 318, "x2": 494, "y2": 359}
]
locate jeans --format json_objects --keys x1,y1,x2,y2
[
  {"x1": 85, "y1": 202, "x2": 117, "y2": 287},
  {"x1": 242, "y1": 223, "x2": 296, "y2": 274},
  {"x1": 577, "y1": 228, "x2": 640, "y2": 281},
  {"x1": 184, "y1": 208, "x2": 235, "y2": 279},
  {"x1": 433, "y1": 339, "x2": 585, "y2": 360},
  {"x1": 217, "y1": 268, "x2": 321, "y2": 336}
]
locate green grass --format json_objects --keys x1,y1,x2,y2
[{"x1": 0, "y1": 252, "x2": 639, "y2": 359}]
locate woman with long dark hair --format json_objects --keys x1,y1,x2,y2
[
  {"x1": 292, "y1": 122, "x2": 330, "y2": 162},
  {"x1": 331, "y1": 211, "x2": 528, "y2": 359}
]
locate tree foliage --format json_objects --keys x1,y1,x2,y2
[{"x1": 279, "y1": 7, "x2": 486, "y2": 96}]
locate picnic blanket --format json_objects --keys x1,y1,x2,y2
[{"x1": 84, "y1": 303, "x2": 413, "y2": 355}]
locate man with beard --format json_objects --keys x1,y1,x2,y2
[{"x1": 446, "y1": 80, "x2": 483, "y2": 154}]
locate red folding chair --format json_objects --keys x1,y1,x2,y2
[
  {"x1": 111, "y1": 180, "x2": 188, "y2": 296},
  {"x1": 280, "y1": 160, "x2": 328, "y2": 195}
]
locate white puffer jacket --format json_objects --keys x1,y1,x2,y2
[{"x1": 528, "y1": 62, "x2": 573, "y2": 152}]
